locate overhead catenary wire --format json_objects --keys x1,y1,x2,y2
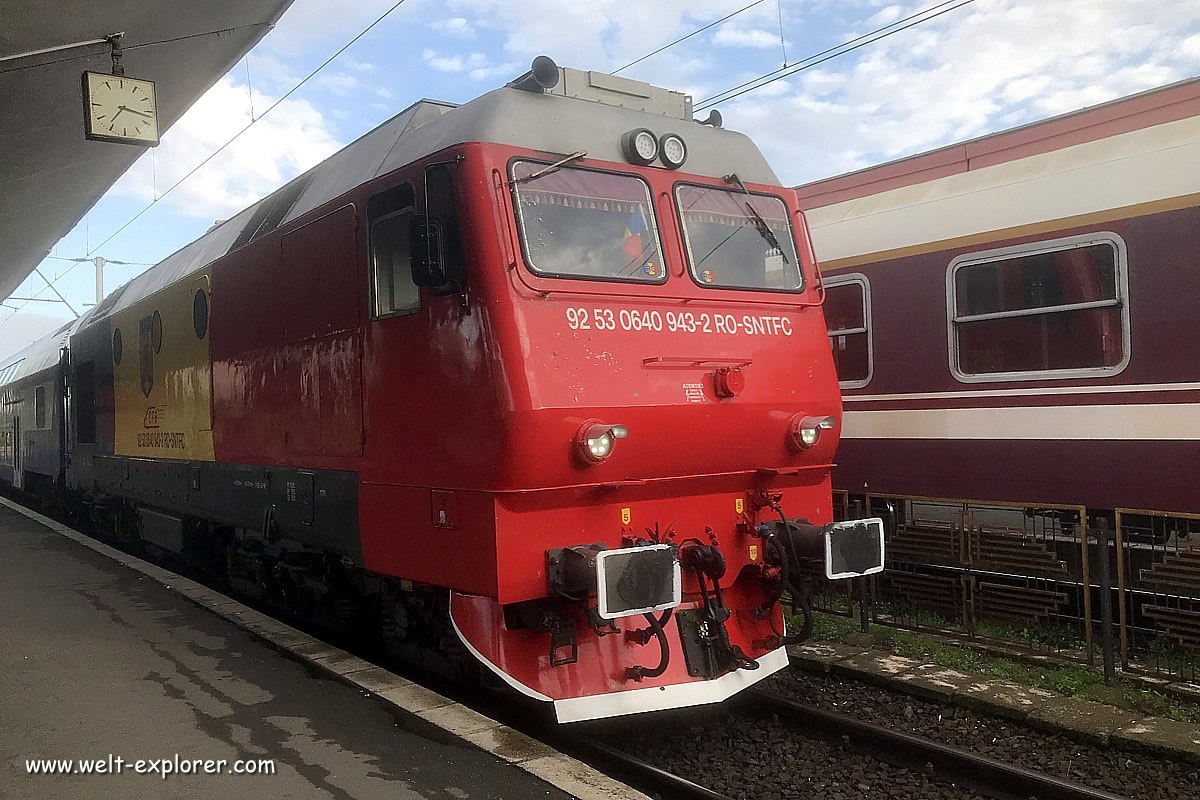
[
  {"x1": 613, "y1": 0, "x2": 764, "y2": 74},
  {"x1": 696, "y1": 0, "x2": 967, "y2": 108},
  {"x1": 694, "y1": 0, "x2": 976, "y2": 111},
  {"x1": 4, "y1": 0, "x2": 414, "y2": 329}
]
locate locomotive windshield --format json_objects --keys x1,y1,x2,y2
[
  {"x1": 675, "y1": 185, "x2": 803, "y2": 292},
  {"x1": 511, "y1": 161, "x2": 666, "y2": 283}
]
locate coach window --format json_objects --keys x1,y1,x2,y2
[
  {"x1": 949, "y1": 233, "x2": 1129, "y2": 382},
  {"x1": 34, "y1": 385, "x2": 46, "y2": 429},
  {"x1": 824, "y1": 275, "x2": 871, "y2": 388},
  {"x1": 368, "y1": 184, "x2": 420, "y2": 318}
]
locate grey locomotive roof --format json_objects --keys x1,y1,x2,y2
[{"x1": 77, "y1": 69, "x2": 780, "y2": 327}]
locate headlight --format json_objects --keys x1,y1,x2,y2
[
  {"x1": 621, "y1": 128, "x2": 659, "y2": 166},
  {"x1": 659, "y1": 133, "x2": 687, "y2": 169},
  {"x1": 788, "y1": 414, "x2": 835, "y2": 451},
  {"x1": 576, "y1": 421, "x2": 629, "y2": 464}
]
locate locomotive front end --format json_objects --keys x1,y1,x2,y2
[{"x1": 446, "y1": 60, "x2": 885, "y2": 722}]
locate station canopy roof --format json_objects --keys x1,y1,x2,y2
[{"x1": 0, "y1": 0, "x2": 296, "y2": 301}]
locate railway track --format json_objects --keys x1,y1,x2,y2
[
  {"x1": 556, "y1": 737, "x2": 737, "y2": 800},
  {"x1": 541, "y1": 688, "x2": 1138, "y2": 800},
  {"x1": 737, "y1": 689, "x2": 1132, "y2": 800}
]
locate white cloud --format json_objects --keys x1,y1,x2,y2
[
  {"x1": 429, "y1": 17, "x2": 475, "y2": 38},
  {"x1": 423, "y1": 49, "x2": 510, "y2": 77},
  {"x1": 469, "y1": 62, "x2": 520, "y2": 81},
  {"x1": 341, "y1": 56, "x2": 378, "y2": 73},
  {"x1": 712, "y1": 27, "x2": 779, "y2": 49},
  {"x1": 800, "y1": 69, "x2": 846, "y2": 96},
  {"x1": 1183, "y1": 34, "x2": 1200, "y2": 60},
  {"x1": 422, "y1": 48, "x2": 468, "y2": 72},
  {"x1": 112, "y1": 78, "x2": 342, "y2": 219},
  {"x1": 316, "y1": 72, "x2": 359, "y2": 95},
  {"x1": 243, "y1": 52, "x2": 301, "y2": 94},
  {"x1": 429, "y1": 55, "x2": 465, "y2": 72},
  {"x1": 865, "y1": 5, "x2": 903, "y2": 27},
  {"x1": 0, "y1": 309, "x2": 73, "y2": 360}
]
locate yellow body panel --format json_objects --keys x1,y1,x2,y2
[{"x1": 112, "y1": 273, "x2": 214, "y2": 461}]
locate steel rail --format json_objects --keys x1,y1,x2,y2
[
  {"x1": 556, "y1": 736, "x2": 735, "y2": 800},
  {"x1": 744, "y1": 689, "x2": 1134, "y2": 800}
]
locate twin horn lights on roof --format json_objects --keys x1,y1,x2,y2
[{"x1": 621, "y1": 127, "x2": 687, "y2": 169}]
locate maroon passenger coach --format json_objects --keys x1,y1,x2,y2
[{"x1": 798, "y1": 77, "x2": 1200, "y2": 519}]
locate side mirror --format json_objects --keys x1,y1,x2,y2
[
  {"x1": 409, "y1": 215, "x2": 446, "y2": 288},
  {"x1": 415, "y1": 162, "x2": 468, "y2": 297}
]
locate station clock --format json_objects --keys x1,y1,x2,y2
[{"x1": 82, "y1": 71, "x2": 160, "y2": 146}]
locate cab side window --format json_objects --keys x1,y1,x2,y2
[{"x1": 368, "y1": 184, "x2": 420, "y2": 318}]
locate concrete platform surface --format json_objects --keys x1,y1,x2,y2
[{"x1": 0, "y1": 504, "x2": 573, "y2": 800}]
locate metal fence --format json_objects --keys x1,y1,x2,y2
[
  {"x1": 827, "y1": 492, "x2": 1200, "y2": 681},
  {"x1": 1115, "y1": 508, "x2": 1200, "y2": 681}
]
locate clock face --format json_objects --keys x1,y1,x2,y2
[{"x1": 82, "y1": 71, "x2": 160, "y2": 146}]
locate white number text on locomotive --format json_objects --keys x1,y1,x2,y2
[{"x1": 564, "y1": 307, "x2": 792, "y2": 336}]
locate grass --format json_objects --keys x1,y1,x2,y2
[
  {"x1": 1147, "y1": 636, "x2": 1200, "y2": 678},
  {"x1": 796, "y1": 610, "x2": 1200, "y2": 723}
]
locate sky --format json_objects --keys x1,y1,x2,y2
[{"x1": 2, "y1": 0, "x2": 1198, "y2": 355}]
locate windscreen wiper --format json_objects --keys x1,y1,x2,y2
[
  {"x1": 512, "y1": 150, "x2": 588, "y2": 184},
  {"x1": 724, "y1": 172, "x2": 789, "y2": 263}
]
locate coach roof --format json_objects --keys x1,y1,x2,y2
[{"x1": 0, "y1": 317, "x2": 82, "y2": 387}]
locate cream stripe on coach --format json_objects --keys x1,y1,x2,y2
[
  {"x1": 806, "y1": 114, "x2": 1200, "y2": 266},
  {"x1": 842, "y1": 403, "x2": 1200, "y2": 441}
]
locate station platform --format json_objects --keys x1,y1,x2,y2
[{"x1": 0, "y1": 501, "x2": 585, "y2": 800}]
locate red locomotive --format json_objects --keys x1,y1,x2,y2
[{"x1": 0, "y1": 57, "x2": 882, "y2": 722}]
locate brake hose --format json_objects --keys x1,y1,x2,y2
[
  {"x1": 626, "y1": 609, "x2": 672, "y2": 681},
  {"x1": 759, "y1": 512, "x2": 815, "y2": 646}
]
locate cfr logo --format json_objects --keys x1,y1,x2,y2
[{"x1": 143, "y1": 405, "x2": 167, "y2": 429}]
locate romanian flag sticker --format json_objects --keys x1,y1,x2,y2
[
  {"x1": 643, "y1": 261, "x2": 660, "y2": 277},
  {"x1": 702, "y1": 269, "x2": 715, "y2": 284}
]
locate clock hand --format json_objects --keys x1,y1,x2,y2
[
  {"x1": 110, "y1": 107, "x2": 127, "y2": 122},
  {"x1": 118, "y1": 105, "x2": 153, "y2": 119}
]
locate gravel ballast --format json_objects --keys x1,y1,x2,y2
[
  {"x1": 590, "y1": 706, "x2": 988, "y2": 800},
  {"x1": 766, "y1": 669, "x2": 1200, "y2": 800}
]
